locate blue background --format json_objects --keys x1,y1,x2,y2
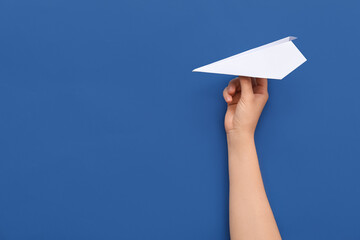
[{"x1": 0, "y1": 0, "x2": 359, "y2": 239}]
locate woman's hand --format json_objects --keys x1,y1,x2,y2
[{"x1": 223, "y1": 76, "x2": 268, "y2": 136}]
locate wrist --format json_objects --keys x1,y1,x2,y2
[
  {"x1": 227, "y1": 131, "x2": 254, "y2": 149},
  {"x1": 226, "y1": 129, "x2": 254, "y2": 141},
  {"x1": 226, "y1": 130, "x2": 256, "y2": 163}
]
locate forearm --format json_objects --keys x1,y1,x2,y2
[{"x1": 227, "y1": 133, "x2": 281, "y2": 240}]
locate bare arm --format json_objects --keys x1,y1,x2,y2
[{"x1": 223, "y1": 76, "x2": 281, "y2": 240}]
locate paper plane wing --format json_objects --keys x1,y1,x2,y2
[{"x1": 192, "y1": 36, "x2": 306, "y2": 80}]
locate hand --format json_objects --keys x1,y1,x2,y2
[{"x1": 223, "y1": 76, "x2": 268, "y2": 136}]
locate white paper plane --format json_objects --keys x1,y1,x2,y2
[{"x1": 192, "y1": 36, "x2": 306, "y2": 80}]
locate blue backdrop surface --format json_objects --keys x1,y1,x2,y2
[{"x1": 1, "y1": 0, "x2": 360, "y2": 239}]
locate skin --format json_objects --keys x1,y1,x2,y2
[{"x1": 223, "y1": 76, "x2": 281, "y2": 240}]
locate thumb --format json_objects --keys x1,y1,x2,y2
[{"x1": 239, "y1": 76, "x2": 253, "y2": 97}]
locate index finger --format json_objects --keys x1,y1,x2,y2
[{"x1": 228, "y1": 77, "x2": 240, "y2": 93}]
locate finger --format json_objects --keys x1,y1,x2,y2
[
  {"x1": 251, "y1": 77, "x2": 257, "y2": 88},
  {"x1": 223, "y1": 87, "x2": 232, "y2": 103},
  {"x1": 227, "y1": 77, "x2": 240, "y2": 96},
  {"x1": 229, "y1": 91, "x2": 241, "y2": 105},
  {"x1": 239, "y1": 76, "x2": 253, "y2": 97},
  {"x1": 254, "y1": 78, "x2": 268, "y2": 94}
]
